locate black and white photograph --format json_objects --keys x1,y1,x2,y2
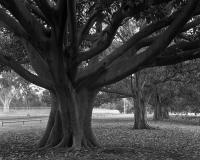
[{"x1": 0, "y1": 0, "x2": 199, "y2": 159}]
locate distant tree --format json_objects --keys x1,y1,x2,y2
[
  {"x1": 0, "y1": 71, "x2": 27, "y2": 112},
  {"x1": 131, "y1": 71, "x2": 152, "y2": 129},
  {"x1": 151, "y1": 60, "x2": 200, "y2": 118},
  {"x1": 41, "y1": 90, "x2": 51, "y2": 107},
  {"x1": 177, "y1": 84, "x2": 200, "y2": 114},
  {"x1": 101, "y1": 70, "x2": 151, "y2": 129},
  {"x1": 147, "y1": 66, "x2": 178, "y2": 120},
  {"x1": 0, "y1": 79, "x2": 17, "y2": 112}
]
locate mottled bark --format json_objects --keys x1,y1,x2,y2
[
  {"x1": 38, "y1": 88, "x2": 98, "y2": 150},
  {"x1": 133, "y1": 72, "x2": 149, "y2": 129}
]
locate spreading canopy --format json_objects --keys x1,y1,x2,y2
[
  {"x1": 0, "y1": 0, "x2": 199, "y2": 90},
  {"x1": 1, "y1": 0, "x2": 200, "y2": 151}
]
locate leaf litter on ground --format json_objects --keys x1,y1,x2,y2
[{"x1": 0, "y1": 117, "x2": 200, "y2": 159}]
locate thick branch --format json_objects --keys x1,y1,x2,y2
[
  {"x1": 0, "y1": 55, "x2": 53, "y2": 90},
  {"x1": 163, "y1": 40, "x2": 200, "y2": 55},
  {"x1": 55, "y1": 0, "x2": 67, "y2": 44},
  {"x1": 67, "y1": 0, "x2": 77, "y2": 52},
  {"x1": 76, "y1": 0, "x2": 184, "y2": 64},
  {"x1": 0, "y1": 0, "x2": 47, "y2": 41},
  {"x1": 77, "y1": 10, "x2": 102, "y2": 46},
  {"x1": 92, "y1": 0, "x2": 199, "y2": 88},
  {"x1": 145, "y1": 49, "x2": 200, "y2": 68},
  {"x1": 34, "y1": 0, "x2": 55, "y2": 24},
  {"x1": 76, "y1": 9, "x2": 125, "y2": 64},
  {"x1": 0, "y1": 8, "x2": 29, "y2": 39},
  {"x1": 26, "y1": 2, "x2": 51, "y2": 25},
  {"x1": 102, "y1": 7, "x2": 200, "y2": 68},
  {"x1": 76, "y1": 10, "x2": 182, "y2": 84}
]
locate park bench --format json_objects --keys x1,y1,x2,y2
[{"x1": 0, "y1": 116, "x2": 48, "y2": 126}]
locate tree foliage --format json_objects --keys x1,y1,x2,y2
[
  {"x1": 0, "y1": 71, "x2": 30, "y2": 112},
  {"x1": 0, "y1": 0, "x2": 199, "y2": 150}
]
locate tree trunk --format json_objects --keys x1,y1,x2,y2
[
  {"x1": 3, "y1": 98, "x2": 12, "y2": 112},
  {"x1": 133, "y1": 72, "x2": 149, "y2": 129},
  {"x1": 38, "y1": 91, "x2": 58, "y2": 148},
  {"x1": 161, "y1": 106, "x2": 169, "y2": 119},
  {"x1": 3, "y1": 102, "x2": 9, "y2": 112},
  {"x1": 133, "y1": 97, "x2": 149, "y2": 129},
  {"x1": 153, "y1": 91, "x2": 169, "y2": 120},
  {"x1": 153, "y1": 91, "x2": 162, "y2": 120},
  {"x1": 154, "y1": 105, "x2": 170, "y2": 120},
  {"x1": 38, "y1": 87, "x2": 98, "y2": 150}
]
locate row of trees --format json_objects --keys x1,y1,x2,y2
[
  {"x1": 0, "y1": 0, "x2": 200, "y2": 150},
  {"x1": 100, "y1": 59, "x2": 200, "y2": 128},
  {"x1": 0, "y1": 71, "x2": 51, "y2": 112}
]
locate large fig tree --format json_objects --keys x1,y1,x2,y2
[{"x1": 0, "y1": 0, "x2": 199, "y2": 150}]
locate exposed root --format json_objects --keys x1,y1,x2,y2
[
  {"x1": 53, "y1": 135, "x2": 71, "y2": 148},
  {"x1": 86, "y1": 140, "x2": 94, "y2": 148},
  {"x1": 84, "y1": 128, "x2": 100, "y2": 148},
  {"x1": 36, "y1": 146, "x2": 50, "y2": 152},
  {"x1": 46, "y1": 126, "x2": 63, "y2": 147},
  {"x1": 37, "y1": 132, "x2": 99, "y2": 153},
  {"x1": 88, "y1": 137, "x2": 100, "y2": 148},
  {"x1": 82, "y1": 137, "x2": 90, "y2": 149},
  {"x1": 133, "y1": 123, "x2": 152, "y2": 130},
  {"x1": 37, "y1": 122, "x2": 55, "y2": 148},
  {"x1": 38, "y1": 93, "x2": 57, "y2": 148},
  {"x1": 66, "y1": 145, "x2": 81, "y2": 152},
  {"x1": 87, "y1": 139, "x2": 99, "y2": 148},
  {"x1": 37, "y1": 138, "x2": 48, "y2": 148},
  {"x1": 82, "y1": 138, "x2": 98, "y2": 150}
]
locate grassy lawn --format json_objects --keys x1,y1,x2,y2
[{"x1": 0, "y1": 115, "x2": 200, "y2": 159}]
